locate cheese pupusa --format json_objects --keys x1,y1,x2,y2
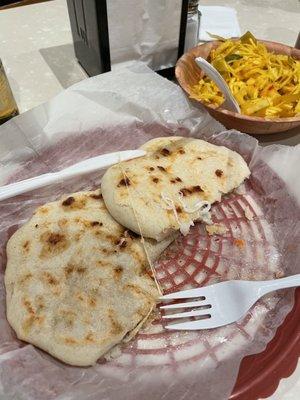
[
  {"x1": 101, "y1": 137, "x2": 250, "y2": 241},
  {"x1": 5, "y1": 190, "x2": 173, "y2": 366}
]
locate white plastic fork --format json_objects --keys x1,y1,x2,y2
[
  {"x1": 195, "y1": 57, "x2": 241, "y2": 113},
  {"x1": 160, "y1": 274, "x2": 300, "y2": 330},
  {"x1": 0, "y1": 149, "x2": 145, "y2": 201}
]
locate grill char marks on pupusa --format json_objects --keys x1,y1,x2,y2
[
  {"x1": 5, "y1": 190, "x2": 174, "y2": 366},
  {"x1": 117, "y1": 177, "x2": 131, "y2": 187},
  {"x1": 179, "y1": 186, "x2": 204, "y2": 196},
  {"x1": 101, "y1": 136, "x2": 250, "y2": 241},
  {"x1": 215, "y1": 169, "x2": 223, "y2": 177}
]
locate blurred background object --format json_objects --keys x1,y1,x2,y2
[
  {"x1": 66, "y1": 0, "x2": 189, "y2": 79},
  {"x1": 296, "y1": 32, "x2": 300, "y2": 49},
  {"x1": 184, "y1": 0, "x2": 201, "y2": 52},
  {"x1": 198, "y1": 5, "x2": 241, "y2": 41},
  {"x1": 0, "y1": 0, "x2": 50, "y2": 10},
  {"x1": 0, "y1": 58, "x2": 19, "y2": 124}
]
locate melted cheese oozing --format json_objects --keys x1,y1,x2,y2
[{"x1": 160, "y1": 192, "x2": 212, "y2": 235}]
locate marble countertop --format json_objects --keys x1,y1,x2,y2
[
  {"x1": 0, "y1": 1, "x2": 299, "y2": 399},
  {"x1": 0, "y1": 0, "x2": 300, "y2": 146},
  {"x1": 0, "y1": 0, "x2": 87, "y2": 113}
]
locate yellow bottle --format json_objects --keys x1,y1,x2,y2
[{"x1": 0, "y1": 59, "x2": 19, "y2": 125}]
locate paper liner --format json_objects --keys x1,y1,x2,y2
[{"x1": 0, "y1": 64, "x2": 299, "y2": 400}]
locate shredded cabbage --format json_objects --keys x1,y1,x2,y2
[{"x1": 190, "y1": 31, "x2": 300, "y2": 118}]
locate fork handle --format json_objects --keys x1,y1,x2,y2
[{"x1": 258, "y1": 274, "x2": 300, "y2": 296}]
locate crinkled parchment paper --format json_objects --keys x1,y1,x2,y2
[{"x1": 0, "y1": 63, "x2": 299, "y2": 400}]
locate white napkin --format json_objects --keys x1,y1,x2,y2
[
  {"x1": 198, "y1": 6, "x2": 241, "y2": 42},
  {"x1": 106, "y1": 0, "x2": 182, "y2": 71}
]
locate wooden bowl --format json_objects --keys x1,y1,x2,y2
[{"x1": 175, "y1": 40, "x2": 300, "y2": 135}]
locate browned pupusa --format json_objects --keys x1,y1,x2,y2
[
  {"x1": 101, "y1": 137, "x2": 250, "y2": 241},
  {"x1": 4, "y1": 190, "x2": 173, "y2": 366}
]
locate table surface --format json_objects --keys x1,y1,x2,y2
[{"x1": 0, "y1": 0, "x2": 299, "y2": 399}]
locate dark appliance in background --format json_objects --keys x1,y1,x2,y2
[{"x1": 67, "y1": 0, "x2": 189, "y2": 79}]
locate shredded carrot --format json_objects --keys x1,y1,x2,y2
[{"x1": 233, "y1": 238, "x2": 245, "y2": 249}]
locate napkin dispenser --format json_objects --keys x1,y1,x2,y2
[{"x1": 67, "y1": 0, "x2": 188, "y2": 79}]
